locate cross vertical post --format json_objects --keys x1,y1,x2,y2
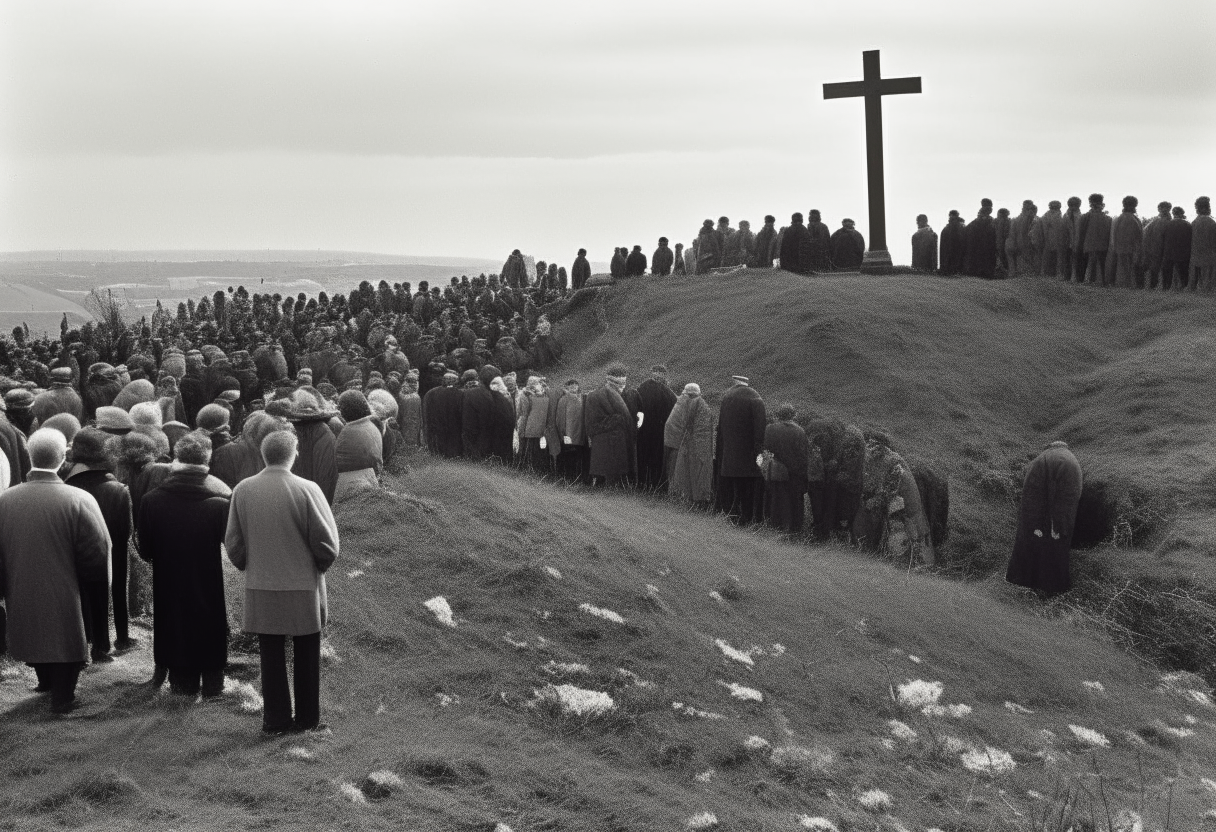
[{"x1": 823, "y1": 49, "x2": 922, "y2": 273}]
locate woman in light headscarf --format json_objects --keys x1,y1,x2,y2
[{"x1": 663, "y1": 383, "x2": 714, "y2": 507}]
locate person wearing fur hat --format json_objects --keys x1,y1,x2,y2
[
  {"x1": 0, "y1": 428, "x2": 111, "y2": 713},
  {"x1": 137, "y1": 431, "x2": 231, "y2": 697},
  {"x1": 65, "y1": 427, "x2": 134, "y2": 660},
  {"x1": 195, "y1": 404, "x2": 233, "y2": 451},
  {"x1": 129, "y1": 401, "x2": 171, "y2": 461},
  {"x1": 583, "y1": 364, "x2": 636, "y2": 487},
  {"x1": 423, "y1": 370, "x2": 464, "y2": 458},
  {"x1": 715, "y1": 375, "x2": 766, "y2": 526},
  {"x1": 285, "y1": 386, "x2": 339, "y2": 505},
  {"x1": 762, "y1": 404, "x2": 809, "y2": 534},
  {"x1": 31, "y1": 367, "x2": 84, "y2": 428}
]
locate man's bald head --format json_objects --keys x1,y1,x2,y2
[{"x1": 29, "y1": 427, "x2": 68, "y2": 470}]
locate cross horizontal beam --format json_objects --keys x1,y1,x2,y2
[{"x1": 822, "y1": 76, "x2": 921, "y2": 99}]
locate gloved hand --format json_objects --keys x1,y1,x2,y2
[{"x1": 636, "y1": 412, "x2": 645, "y2": 428}]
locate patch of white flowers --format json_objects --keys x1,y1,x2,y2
[
  {"x1": 960, "y1": 746, "x2": 1016, "y2": 775},
  {"x1": 743, "y1": 735, "x2": 771, "y2": 752},
  {"x1": 530, "y1": 683, "x2": 615, "y2": 717},
  {"x1": 922, "y1": 703, "x2": 972, "y2": 719},
  {"x1": 798, "y1": 817, "x2": 840, "y2": 832},
  {"x1": 686, "y1": 811, "x2": 719, "y2": 830},
  {"x1": 888, "y1": 720, "x2": 917, "y2": 743},
  {"x1": 1069, "y1": 724, "x2": 1111, "y2": 748},
  {"x1": 542, "y1": 661, "x2": 589, "y2": 676},
  {"x1": 1005, "y1": 701, "x2": 1034, "y2": 715},
  {"x1": 717, "y1": 681, "x2": 763, "y2": 702},
  {"x1": 338, "y1": 782, "x2": 367, "y2": 804},
  {"x1": 545, "y1": 566, "x2": 562, "y2": 580},
  {"x1": 856, "y1": 789, "x2": 892, "y2": 812},
  {"x1": 673, "y1": 702, "x2": 726, "y2": 720},
  {"x1": 1082, "y1": 681, "x2": 1106, "y2": 693},
  {"x1": 896, "y1": 679, "x2": 942, "y2": 709}
]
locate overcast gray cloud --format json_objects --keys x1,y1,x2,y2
[{"x1": 2, "y1": 0, "x2": 1213, "y2": 260}]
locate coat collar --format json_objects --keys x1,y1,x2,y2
[{"x1": 27, "y1": 469, "x2": 62, "y2": 483}]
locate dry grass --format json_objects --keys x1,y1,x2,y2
[{"x1": 2, "y1": 457, "x2": 1215, "y2": 830}]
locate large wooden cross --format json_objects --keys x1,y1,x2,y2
[{"x1": 823, "y1": 50, "x2": 921, "y2": 272}]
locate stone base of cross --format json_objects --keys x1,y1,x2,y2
[{"x1": 861, "y1": 250, "x2": 894, "y2": 274}]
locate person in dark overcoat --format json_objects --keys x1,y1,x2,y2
[
  {"x1": 779, "y1": 212, "x2": 810, "y2": 275},
  {"x1": 938, "y1": 210, "x2": 966, "y2": 275},
  {"x1": 651, "y1": 238, "x2": 674, "y2": 276},
  {"x1": 285, "y1": 387, "x2": 339, "y2": 505},
  {"x1": 484, "y1": 367, "x2": 517, "y2": 464},
  {"x1": 830, "y1": 219, "x2": 866, "y2": 270},
  {"x1": 807, "y1": 210, "x2": 833, "y2": 271},
  {"x1": 762, "y1": 404, "x2": 809, "y2": 533},
  {"x1": 571, "y1": 249, "x2": 592, "y2": 290},
  {"x1": 804, "y1": 416, "x2": 846, "y2": 540},
  {"x1": 752, "y1": 216, "x2": 777, "y2": 268},
  {"x1": 210, "y1": 410, "x2": 281, "y2": 489},
  {"x1": 635, "y1": 365, "x2": 678, "y2": 491},
  {"x1": 911, "y1": 214, "x2": 938, "y2": 273},
  {"x1": 138, "y1": 432, "x2": 231, "y2": 696},
  {"x1": 64, "y1": 428, "x2": 133, "y2": 660},
  {"x1": 0, "y1": 428, "x2": 111, "y2": 713},
  {"x1": 1006, "y1": 441, "x2": 1083, "y2": 596},
  {"x1": 964, "y1": 199, "x2": 997, "y2": 278},
  {"x1": 460, "y1": 368, "x2": 493, "y2": 460},
  {"x1": 423, "y1": 371, "x2": 464, "y2": 457},
  {"x1": 715, "y1": 375, "x2": 766, "y2": 525},
  {"x1": 583, "y1": 365, "x2": 635, "y2": 487},
  {"x1": 625, "y1": 245, "x2": 647, "y2": 277}
]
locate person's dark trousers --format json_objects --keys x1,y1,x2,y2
[
  {"x1": 807, "y1": 480, "x2": 837, "y2": 541},
  {"x1": 111, "y1": 549, "x2": 129, "y2": 645},
  {"x1": 718, "y1": 476, "x2": 761, "y2": 526},
  {"x1": 1073, "y1": 251, "x2": 1088, "y2": 283},
  {"x1": 1162, "y1": 259, "x2": 1189, "y2": 290},
  {"x1": 0, "y1": 602, "x2": 7, "y2": 655},
  {"x1": 168, "y1": 666, "x2": 225, "y2": 697},
  {"x1": 258, "y1": 631, "x2": 321, "y2": 732},
  {"x1": 834, "y1": 486, "x2": 862, "y2": 539},
  {"x1": 578, "y1": 446, "x2": 592, "y2": 485},
  {"x1": 30, "y1": 662, "x2": 83, "y2": 712},
  {"x1": 558, "y1": 443, "x2": 585, "y2": 483},
  {"x1": 80, "y1": 579, "x2": 111, "y2": 656}
]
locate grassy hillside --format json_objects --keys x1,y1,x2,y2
[
  {"x1": 554, "y1": 270, "x2": 1216, "y2": 673},
  {"x1": 2, "y1": 459, "x2": 1215, "y2": 831}
]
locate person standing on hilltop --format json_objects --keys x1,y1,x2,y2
[
  {"x1": 938, "y1": 210, "x2": 965, "y2": 276},
  {"x1": 651, "y1": 238, "x2": 674, "y2": 276},
  {"x1": 830, "y1": 219, "x2": 865, "y2": 271},
  {"x1": 571, "y1": 248, "x2": 591, "y2": 291},
  {"x1": 993, "y1": 207, "x2": 1012, "y2": 276},
  {"x1": 672, "y1": 242, "x2": 687, "y2": 275},
  {"x1": 752, "y1": 216, "x2": 777, "y2": 269},
  {"x1": 694, "y1": 220, "x2": 719, "y2": 275},
  {"x1": 1111, "y1": 196, "x2": 1144, "y2": 289},
  {"x1": 964, "y1": 198, "x2": 996, "y2": 278},
  {"x1": 1039, "y1": 201, "x2": 1067, "y2": 279},
  {"x1": 583, "y1": 364, "x2": 635, "y2": 488},
  {"x1": 501, "y1": 249, "x2": 528, "y2": 289},
  {"x1": 1190, "y1": 196, "x2": 1216, "y2": 293},
  {"x1": 1006, "y1": 200, "x2": 1038, "y2": 276},
  {"x1": 422, "y1": 370, "x2": 463, "y2": 458},
  {"x1": 911, "y1": 214, "x2": 938, "y2": 272},
  {"x1": 807, "y1": 210, "x2": 833, "y2": 271},
  {"x1": 1006, "y1": 441, "x2": 1083, "y2": 597},
  {"x1": 226, "y1": 430, "x2": 339, "y2": 735},
  {"x1": 1081, "y1": 194, "x2": 1113, "y2": 286},
  {"x1": 778, "y1": 212, "x2": 810, "y2": 275},
  {"x1": 715, "y1": 375, "x2": 766, "y2": 526},
  {"x1": 635, "y1": 365, "x2": 677, "y2": 491},
  {"x1": 1161, "y1": 206, "x2": 1192, "y2": 291},
  {"x1": 1060, "y1": 197, "x2": 1083, "y2": 282},
  {"x1": 1140, "y1": 201, "x2": 1173, "y2": 290},
  {"x1": 625, "y1": 245, "x2": 647, "y2": 277},
  {"x1": 610, "y1": 248, "x2": 627, "y2": 279},
  {"x1": 713, "y1": 217, "x2": 735, "y2": 268}
]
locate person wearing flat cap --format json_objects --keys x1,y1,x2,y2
[
  {"x1": 715, "y1": 374, "x2": 766, "y2": 526},
  {"x1": 583, "y1": 364, "x2": 636, "y2": 487},
  {"x1": 4, "y1": 388, "x2": 36, "y2": 436}
]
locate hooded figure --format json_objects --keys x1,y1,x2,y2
[
  {"x1": 663, "y1": 383, "x2": 713, "y2": 504},
  {"x1": 1006, "y1": 442, "x2": 1083, "y2": 596}
]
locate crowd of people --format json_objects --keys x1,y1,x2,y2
[{"x1": 911, "y1": 194, "x2": 1216, "y2": 288}]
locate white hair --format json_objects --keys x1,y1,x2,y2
[{"x1": 28, "y1": 427, "x2": 68, "y2": 469}]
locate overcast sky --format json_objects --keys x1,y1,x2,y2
[{"x1": 2, "y1": 0, "x2": 1213, "y2": 264}]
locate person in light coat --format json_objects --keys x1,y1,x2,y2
[
  {"x1": 226, "y1": 430, "x2": 339, "y2": 735},
  {"x1": 0, "y1": 428, "x2": 111, "y2": 713}
]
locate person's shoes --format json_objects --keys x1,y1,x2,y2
[
  {"x1": 51, "y1": 698, "x2": 78, "y2": 715},
  {"x1": 292, "y1": 721, "x2": 329, "y2": 734},
  {"x1": 90, "y1": 652, "x2": 114, "y2": 664},
  {"x1": 149, "y1": 665, "x2": 168, "y2": 689},
  {"x1": 261, "y1": 723, "x2": 293, "y2": 738},
  {"x1": 114, "y1": 636, "x2": 139, "y2": 650}
]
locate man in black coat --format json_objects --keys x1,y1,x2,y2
[
  {"x1": 807, "y1": 210, "x2": 833, "y2": 271},
  {"x1": 1162, "y1": 206, "x2": 1192, "y2": 291},
  {"x1": 779, "y1": 212, "x2": 811, "y2": 275},
  {"x1": 714, "y1": 375, "x2": 766, "y2": 526},
  {"x1": 423, "y1": 371, "x2": 464, "y2": 458},
  {"x1": 964, "y1": 198, "x2": 997, "y2": 278},
  {"x1": 830, "y1": 219, "x2": 865, "y2": 270},
  {"x1": 460, "y1": 368, "x2": 493, "y2": 460},
  {"x1": 610, "y1": 248, "x2": 627, "y2": 278},
  {"x1": 939, "y1": 210, "x2": 966, "y2": 275},
  {"x1": 635, "y1": 365, "x2": 678, "y2": 490},
  {"x1": 64, "y1": 428, "x2": 133, "y2": 660},
  {"x1": 138, "y1": 432, "x2": 232, "y2": 696},
  {"x1": 625, "y1": 245, "x2": 647, "y2": 277},
  {"x1": 651, "y1": 238, "x2": 674, "y2": 276},
  {"x1": 1006, "y1": 441, "x2": 1083, "y2": 596},
  {"x1": 571, "y1": 249, "x2": 592, "y2": 290},
  {"x1": 583, "y1": 365, "x2": 636, "y2": 487},
  {"x1": 763, "y1": 404, "x2": 809, "y2": 533},
  {"x1": 752, "y1": 216, "x2": 777, "y2": 268}
]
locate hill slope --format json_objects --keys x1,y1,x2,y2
[{"x1": 2, "y1": 460, "x2": 1215, "y2": 831}]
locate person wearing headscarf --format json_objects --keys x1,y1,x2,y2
[
  {"x1": 137, "y1": 431, "x2": 231, "y2": 697},
  {"x1": 334, "y1": 390, "x2": 382, "y2": 501},
  {"x1": 1006, "y1": 441, "x2": 1083, "y2": 596},
  {"x1": 663, "y1": 382, "x2": 713, "y2": 506},
  {"x1": 762, "y1": 403, "x2": 809, "y2": 533},
  {"x1": 64, "y1": 427, "x2": 133, "y2": 660}
]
